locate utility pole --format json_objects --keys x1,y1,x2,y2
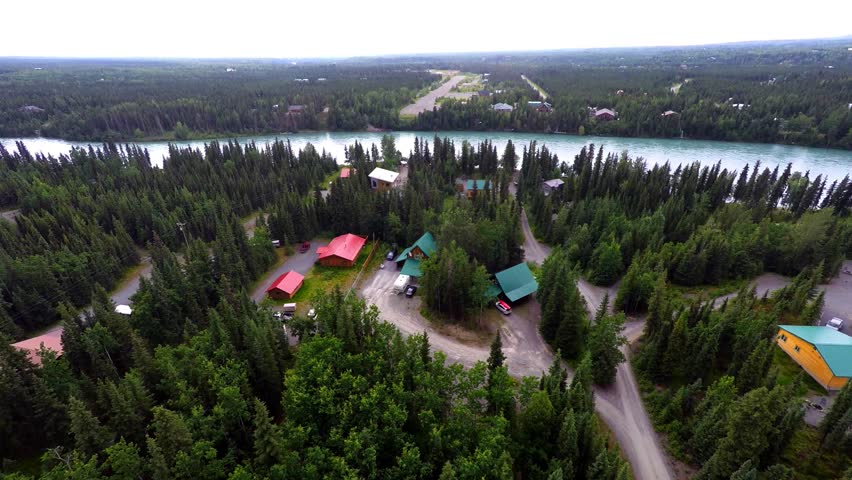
[{"x1": 176, "y1": 222, "x2": 189, "y2": 249}]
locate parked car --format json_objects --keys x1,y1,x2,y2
[
  {"x1": 405, "y1": 285, "x2": 417, "y2": 298},
  {"x1": 271, "y1": 239, "x2": 281, "y2": 248},
  {"x1": 495, "y1": 300, "x2": 512, "y2": 315},
  {"x1": 827, "y1": 317, "x2": 844, "y2": 331},
  {"x1": 386, "y1": 250, "x2": 397, "y2": 261},
  {"x1": 273, "y1": 311, "x2": 283, "y2": 321},
  {"x1": 299, "y1": 241, "x2": 310, "y2": 253}
]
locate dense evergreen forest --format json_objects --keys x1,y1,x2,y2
[
  {"x1": 1, "y1": 132, "x2": 851, "y2": 478},
  {"x1": 3, "y1": 39, "x2": 852, "y2": 148},
  {"x1": 0, "y1": 139, "x2": 336, "y2": 337},
  {"x1": 1, "y1": 138, "x2": 628, "y2": 479},
  {"x1": 0, "y1": 61, "x2": 434, "y2": 139},
  {"x1": 515, "y1": 141, "x2": 852, "y2": 478}
]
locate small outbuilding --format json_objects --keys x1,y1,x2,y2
[
  {"x1": 528, "y1": 101, "x2": 553, "y2": 113},
  {"x1": 11, "y1": 326, "x2": 64, "y2": 366},
  {"x1": 340, "y1": 167, "x2": 351, "y2": 179},
  {"x1": 368, "y1": 167, "x2": 400, "y2": 192},
  {"x1": 542, "y1": 178, "x2": 564, "y2": 195},
  {"x1": 593, "y1": 108, "x2": 617, "y2": 121},
  {"x1": 465, "y1": 179, "x2": 492, "y2": 198},
  {"x1": 316, "y1": 233, "x2": 368, "y2": 267},
  {"x1": 776, "y1": 325, "x2": 852, "y2": 391},
  {"x1": 662, "y1": 110, "x2": 679, "y2": 117},
  {"x1": 266, "y1": 271, "x2": 305, "y2": 299},
  {"x1": 492, "y1": 103, "x2": 514, "y2": 112},
  {"x1": 494, "y1": 263, "x2": 539, "y2": 302}
]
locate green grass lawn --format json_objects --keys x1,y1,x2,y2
[
  {"x1": 771, "y1": 347, "x2": 827, "y2": 395},
  {"x1": 315, "y1": 167, "x2": 345, "y2": 191},
  {"x1": 262, "y1": 241, "x2": 385, "y2": 315}
]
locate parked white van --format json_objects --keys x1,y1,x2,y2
[{"x1": 393, "y1": 274, "x2": 411, "y2": 294}]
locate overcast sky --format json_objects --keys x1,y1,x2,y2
[{"x1": 4, "y1": 0, "x2": 850, "y2": 58}]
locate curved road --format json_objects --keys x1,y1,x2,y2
[{"x1": 520, "y1": 207, "x2": 674, "y2": 480}]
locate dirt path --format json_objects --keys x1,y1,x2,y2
[
  {"x1": 521, "y1": 74, "x2": 549, "y2": 100},
  {"x1": 594, "y1": 338, "x2": 674, "y2": 480},
  {"x1": 400, "y1": 73, "x2": 468, "y2": 116},
  {"x1": 708, "y1": 272, "x2": 790, "y2": 307},
  {"x1": 242, "y1": 212, "x2": 271, "y2": 239},
  {"x1": 577, "y1": 278, "x2": 620, "y2": 317},
  {"x1": 521, "y1": 208, "x2": 550, "y2": 264},
  {"x1": 1, "y1": 208, "x2": 21, "y2": 224}
]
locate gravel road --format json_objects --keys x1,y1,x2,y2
[
  {"x1": 358, "y1": 259, "x2": 554, "y2": 378},
  {"x1": 520, "y1": 208, "x2": 550, "y2": 264},
  {"x1": 817, "y1": 259, "x2": 852, "y2": 336},
  {"x1": 520, "y1": 206, "x2": 675, "y2": 480},
  {"x1": 400, "y1": 74, "x2": 468, "y2": 116}
]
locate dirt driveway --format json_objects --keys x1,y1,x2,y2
[
  {"x1": 521, "y1": 208, "x2": 550, "y2": 264},
  {"x1": 400, "y1": 74, "x2": 468, "y2": 116},
  {"x1": 358, "y1": 258, "x2": 554, "y2": 378}
]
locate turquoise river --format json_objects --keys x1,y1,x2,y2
[{"x1": 2, "y1": 132, "x2": 851, "y2": 180}]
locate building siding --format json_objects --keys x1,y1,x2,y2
[
  {"x1": 372, "y1": 179, "x2": 394, "y2": 192},
  {"x1": 318, "y1": 255, "x2": 356, "y2": 267},
  {"x1": 776, "y1": 328, "x2": 848, "y2": 391},
  {"x1": 267, "y1": 279, "x2": 303, "y2": 299}
]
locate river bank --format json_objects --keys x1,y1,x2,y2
[{"x1": 3, "y1": 130, "x2": 852, "y2": 180}]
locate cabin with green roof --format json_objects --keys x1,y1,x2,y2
[
  {"x1": 465, "y1": 179, "x2": 493, "y2": 198},
  {"x1": 394, "y1": 232, "x2": 437, "y2": 278},
  {"x1": 494, "y1": 263, "x2": 538, "y2": 302},
  {"x1": 776, "y1": 325, "x2": 852, "y2": 391}
]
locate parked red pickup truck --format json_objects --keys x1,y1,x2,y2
[{"x1": 299, "y1": 241, "x2": 310, "y2": 253}]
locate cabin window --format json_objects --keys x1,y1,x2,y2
[
  {"x1": 779, "y1": 334, "x2": 787, "y2": 342},
  {"x1": 794, "y1": 345, "x2": 800, "y2": 352}
]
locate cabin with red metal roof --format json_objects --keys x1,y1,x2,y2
[
  {"x1": 11, "y1": 326, "x2": 64, "y2": 366},
  {"x1": 340, "y1": 168, "x2": 351, "y2": 179},
  {"x1": 316, "y1": 233, "x2": 367, "y2": 267},
  {"x1": 266, "y1": 271, "x2": 305, "y2": 299}
]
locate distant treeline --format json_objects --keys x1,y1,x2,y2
[
  {"x1": 413, "y1": 65, "x2": 852, "y2": 149},
  {"x1": 3, "y1": 40, "x2": 852, "y2": 148},
  {"x1": 0, "y1": 62, "x2": 433, "y2": 140}
]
